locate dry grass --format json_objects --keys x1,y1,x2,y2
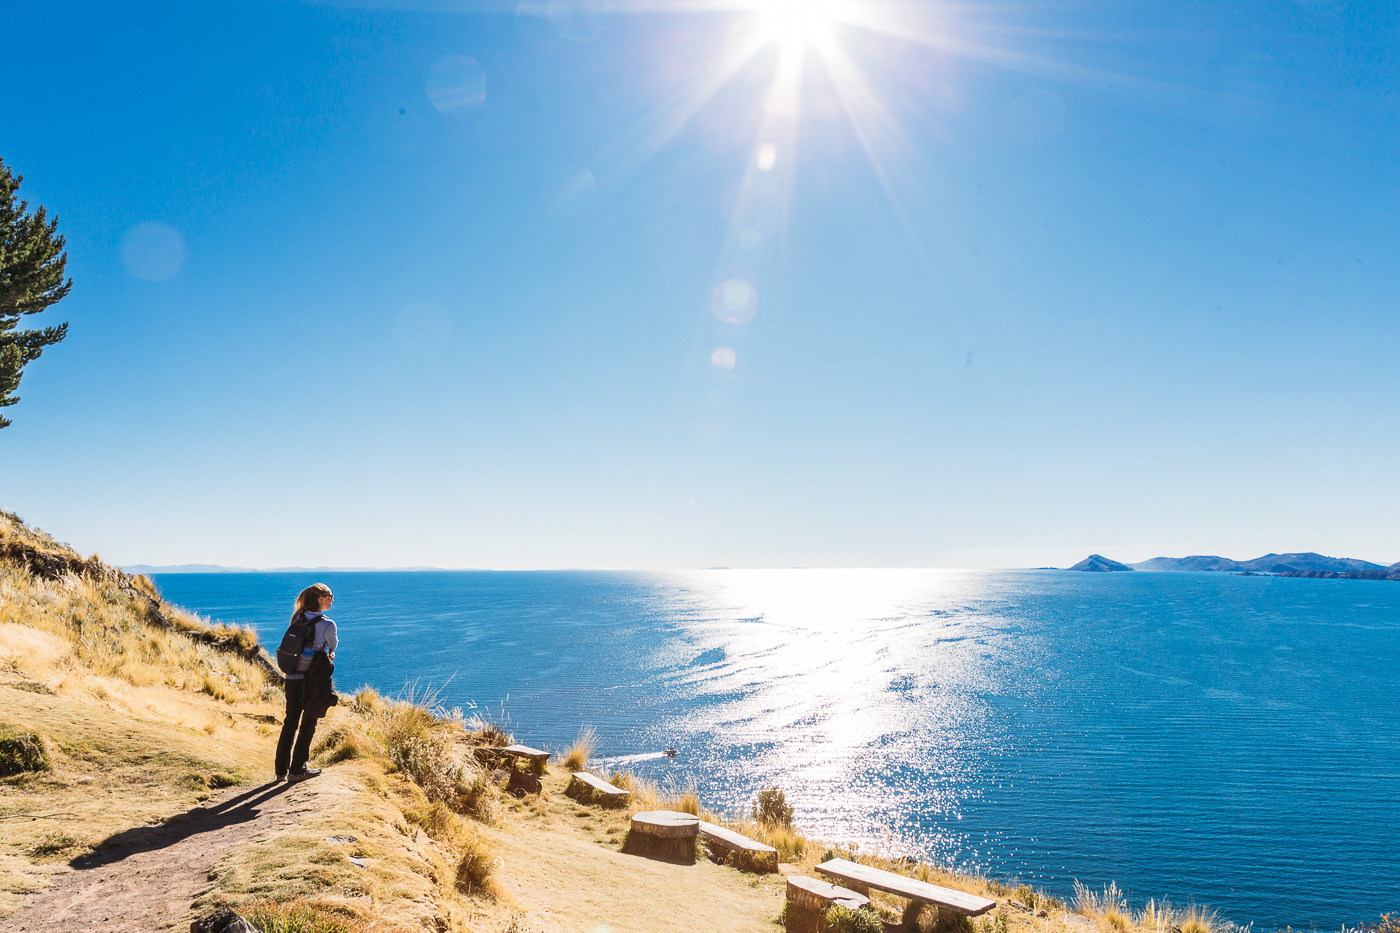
[
  {"x1": 193, "y1": 759, "x2": 464, "y2": 925},
  {"x1": 1075, "y1": 880, "x2": 1128, "y2": 921},
  {"x1": 1177, "y1": 903, "x2": 1220, "y2": 933},
  {"x1": 608, "y1": 770, "x2": 700, "y2": 815},
  {"x1": 307, "y1": 685, "x2": 506, "y2": 826},
  {"x1": 241, "y1": 899, "x2": 377, "y2": 933},
  {"x1": 0, "y1": 570, "x2": 271, "y2": 710},
  {"x1": 1132, "y1": 900, "x2": 1220, "y2": 933},
  {"x1": 453, "y1": 829, "x2": 498, "y2": 897},
  {"x1": 716, "y1": 815, "x2": 807, "y2": 860},
  {"x1": 561, "y1": 726, "x2": 597, "y2": 772}
]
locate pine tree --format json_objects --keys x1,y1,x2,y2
[{"x1": 0, "y1": 158, "x2": 71, "y2": 429}]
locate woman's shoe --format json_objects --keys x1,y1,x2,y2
[{"x1": 286, "y1": 768, "x2": 322, "y2": 783}]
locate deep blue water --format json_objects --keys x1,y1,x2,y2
[{"x1": 151, "y1": 569, "x2": 1400, "y2": 930}]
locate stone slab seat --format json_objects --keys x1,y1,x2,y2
[
  {"x1": 567, "y1": 771, "x2": 630, "y2": 803},
  {"x1": 783, "y1": 877, "x2": 871, "y2": 933},
  {"x1": 815, "y1": 858, "x2": 996, "y2": 916},
  {"x1": 698, "y1": 820, "x2": 779, "y2": 873},
  {"x1": 629, "y1": 810, "x2": 699, "y2": 839},
  {"x1": 786, "y1": 876, "x2": 870, "y2": 912},
  {"x1": 625, "y1": 810, "x2": 700, "y2": 865},
  {"x1": 498, "y1": 744, "x2": 551, "y2": 774}
]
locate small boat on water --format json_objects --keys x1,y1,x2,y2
[{"x1": 664, "y1": 748, "x2": 678, "y2": 757}]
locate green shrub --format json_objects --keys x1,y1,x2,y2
[
  {"x1": 821, "y1": 904, "x2": 882, "y2": 933},
  {"x1": 0, "y1": 730, "x2": 51, "y2": 776},
  {"x1": 752, "y1": 786, "x2": 794, "y2": 828},
  {"x1": 978, "y1": 913, "x2": 1010, "y2": 933}
]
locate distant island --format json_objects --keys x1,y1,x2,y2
[
  {"x1": 1068, "y1": 554, "x2": 1135, "y2": 572},
  {"x1": 1069, "y1": 552, "x2": 1400, "y2": 580}
]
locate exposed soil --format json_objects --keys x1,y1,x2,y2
[{"x1": 1, "y1": 776, "x2": 332, "y2": 933}]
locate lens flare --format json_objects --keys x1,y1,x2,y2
[
  {"x1": 712, "y1": 279, "x2": 757, "y2": 323},
  {"x1": 426, "y1": 57, "x2": 486, "y2": 112},
  {"x1": 121, "y1": 222, "x2": 185, "y2": 282}
]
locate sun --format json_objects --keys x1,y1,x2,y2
[{"x1": 754, "y1": 0, "x2": 845, "y2": 49}]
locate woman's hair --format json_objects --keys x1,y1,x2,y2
[{"x1": 291, "y1": 583, "x2": 333, "y2": 625}]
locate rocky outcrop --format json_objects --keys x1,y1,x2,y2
[{"x1": 191, "y1": 907, "x2": 260, "y2": 933}]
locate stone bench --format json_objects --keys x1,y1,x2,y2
[
  {"x1": 697, "y1": 820, "x2": 779, "y2": 874},
  {"x1": 497, "y1": 744, "x2": 550, "y2": 775},
  {"x1": 565, "y1": 771, "x2": 630, "y2": 808},
  {"x1": 622, "y1": 810, "x2": 698, "y2": 863},
  {"x1": 816, "y1": 857, "x2": 996, "y2": 926},
  {"x1": 783, "y1": 876, "x2": 870, "y2": 933}
]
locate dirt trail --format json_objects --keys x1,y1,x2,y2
[{"x1": 1, "y1": 777, "x2": 331, "y2": 933}]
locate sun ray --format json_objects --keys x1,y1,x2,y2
[{"x1": 605, "y1": 20, "x2": 774, "y2": 180}]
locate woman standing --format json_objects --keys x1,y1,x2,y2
[{"x1": 275, "y1": 583, "x2": 338, "y2": 782}]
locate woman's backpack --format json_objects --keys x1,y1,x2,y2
[{"x1": 275, "y1": 613, "x2": 316, "y2": 674}]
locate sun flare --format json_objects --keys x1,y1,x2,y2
[{"x1": 754, "y1": 0, "x2": 845, "y2": 48}]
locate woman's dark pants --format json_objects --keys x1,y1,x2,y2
[{"x1": 275, "y1": 676, "x2": 318, "y2": 775}]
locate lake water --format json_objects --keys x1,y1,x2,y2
[{"x1": 151, "y1": 569, "x2": 1400, "y2": 930}]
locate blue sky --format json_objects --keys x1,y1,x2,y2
[{"x1": 2, "y1": 0, "x2": 1396, "y2": 569}]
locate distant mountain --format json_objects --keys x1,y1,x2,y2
[
  {"x1": 1129, "y1": 552, "x2": 1386, "y2": 575},
  {"x1": 1122, "y1": 552, "x2": 1400, "y2": 581},
  {"x1": 1131, "y1": 555, "x2": 1238, "y2": 572},
  {"x1": 1069, "y1": 554, "x2": 1135, "y2": 572},
  {"x1": 1238, "y1": 553, "x2": 1385, "y2": 574}
]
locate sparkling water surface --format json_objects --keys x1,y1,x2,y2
[{"x1": 152, "y1": 569, "x2": 1400, "y2": 930}]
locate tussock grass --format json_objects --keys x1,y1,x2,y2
[
  {"x1": 1131, "y1": 899, "x2": 1220, "y2": 933},
  {"x1": 720, "y1": 816, "x2": 807, "y2": 861},
  {"x1": 608, "y1": 770, "x2": 700, "y2": 815},
  {"x1": 462, "y1": 702, "x2": 514, "y2": 749},
  {"x1": 310, "y1": 724, "x2": 376, "y2": 765},
  {"x1": 1075, "y1": 881, "x2": 1128, "y2": 921},
  {"x1": 562, "y1": 725, "x2": 597, "y2": 772},
  {"x1": 309, "y1": 688, "x2": 502, "y2": 825},
  {"x1": 405, "y1": 800, "x2": 463, "y2": 842},
  {"x1": 454, "y1": 830, "x2": 498, "y2": 896},
  {"x1": 242, "y1": 899, "x2": 376, "y2": 933},
  {"x1": 1177, "y1": 903, "x2": 1220, "y2": 933}
]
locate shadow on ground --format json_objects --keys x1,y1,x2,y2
[{"x1": 72, "y1": 781, "x2": 292, "y2": 869}]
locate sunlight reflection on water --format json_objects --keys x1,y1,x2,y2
[{"x1": 648, "y1": 570, "x2": 1016, "y2": 864}]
